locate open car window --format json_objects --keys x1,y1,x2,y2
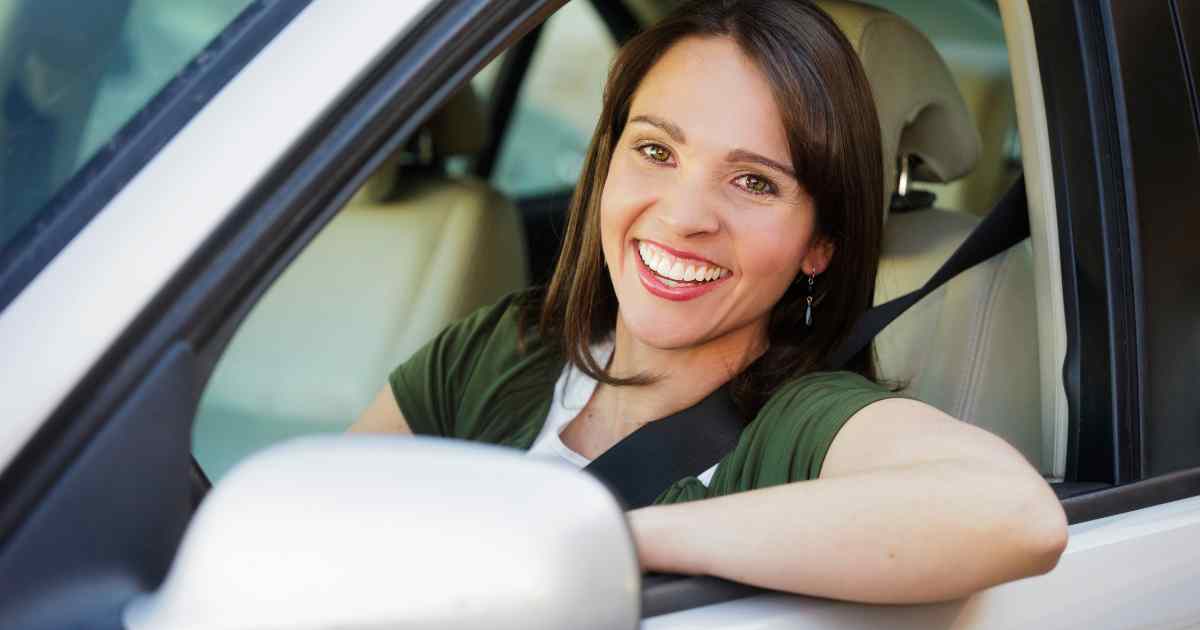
[{"x1": 191, "y1": 0, "x2": 1050, "y2": 496}]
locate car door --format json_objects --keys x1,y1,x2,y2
[{"x1": 0, "y1": 1, "x2": 563, "y2": 627}]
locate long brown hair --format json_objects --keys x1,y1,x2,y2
[{"x1": 527, "y1": 0, "x2": 885, "y2": 417}]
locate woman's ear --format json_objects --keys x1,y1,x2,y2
[{"x1": 800, "y1": 236, "x2": 835, "y2": 275}]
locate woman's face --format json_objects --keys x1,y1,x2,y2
[{"x1": 600, "y1": 36, "x2": 832, "y2": 353}]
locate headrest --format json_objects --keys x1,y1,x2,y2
[
  {"x1": 426, "y1": 85, "x2": 488, "y2": 157},
  {"x1": 352, "y1": 85, "x2": 488, "y2": 204},
  {"x1": 818, "y1": 1, "x2": 981, "y2": 219}
]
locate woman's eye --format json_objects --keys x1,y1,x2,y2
[
  {"x1": 736, "y1": 174, "x2": 777, "y2": 196},
  {"x1": 639, "y1": 143, "x2": 672, "y2": 163}
]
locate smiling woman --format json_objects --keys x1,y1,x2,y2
[
  {"x1": 351, "y1": 0, "x2": 1066, "y2": 604},
  {"x1": 577, "y1": 20, "x2": 881, "y2": 413}
]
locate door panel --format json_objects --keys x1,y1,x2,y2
[{"x1": 0, "y1": 345, "x2": 197, "y2": 630}]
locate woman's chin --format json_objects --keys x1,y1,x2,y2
[{"x1": 618, "y1": 310, "x2": 713, "y2": 351}]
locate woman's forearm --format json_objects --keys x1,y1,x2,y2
[{"x1": 628, "y1": 459, "x2": 1067, "y2": 604}]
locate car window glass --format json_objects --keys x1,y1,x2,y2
[
  {"x1": 482, "y1": 0, "x2": 615, "y2": 198},
  {"x1": 0, "y1": 0, "x2": 255, "y2": 263}
]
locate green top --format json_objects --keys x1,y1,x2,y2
[{"x1": 390, "y1": 292, "x2": 901, "y2": 505}]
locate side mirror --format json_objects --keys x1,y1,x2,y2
[{"x1": 125, "y1": 436, "x2": 640, "y2": 629}]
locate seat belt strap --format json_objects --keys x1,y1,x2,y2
[
  {"x1": 827, "y1": 176, "x2": 1029, "y2": 369},
  {"x1": 584, "y1": 385, "x2": 742, "y2": 509},
  {"x1": 586, "y1": 177, "x2": 1030, "y2": 509}
]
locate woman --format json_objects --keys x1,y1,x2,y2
[{"x1": 352, "y1": 0, "x2": 1067, "y2": 603}]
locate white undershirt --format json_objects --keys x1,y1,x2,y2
[{"x1": 527, "y1": 339, "x2": 718, "y2": 487}]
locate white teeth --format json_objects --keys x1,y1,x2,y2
[{"x1": 636, "y1": 240, "x2": 730, "y2": 283}]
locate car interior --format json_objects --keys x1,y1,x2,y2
[{"x1": 192, "y1": 0, "x2": 1067, "y2": 489}]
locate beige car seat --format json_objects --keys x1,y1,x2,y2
[
  {"x1": 194, "y1": 87, "x2": 529, "y2": 480},
  {"x1": 820, "y1": 1, "x2": 1046, "y2": 472}
]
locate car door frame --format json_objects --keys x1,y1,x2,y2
[
  {"x1": 0, "y1": 1, "x2": 566, "y2": 627},
  {"x1": 1031, "y1": 0, "x2": 1200, "y2": 521}
]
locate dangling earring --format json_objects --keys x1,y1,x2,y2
[{"x1": 804, "y1": 272, "x2": 815, "y2": 327}]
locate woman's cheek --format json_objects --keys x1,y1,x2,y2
[
  {"x1": 614, "y1": 152, "x2": 665, "y2": 192},
  {"x1": 602, "y1": 155, "x2": 662, "y2": 229},
  {"x1": 730, "y1": 212, "x2": 809, "y2": 279},
  {"x1": 599, "y1": 157, "x2": 644, "y2": 262}
]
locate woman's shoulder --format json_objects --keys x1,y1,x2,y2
[
  {"x1": 751, "y1": 370, "x2": 900, "y2": 438},
  {"x1": 448, "y1": 288, "x2": 533, "y2": 338},
  {"x1": 759, "y1": 370, "x2": 893, "y2": 414},
  {"x1": 691, "y1": 371, "x2": 901, "y2": 496},
  {"x1": 389, "y1": 288, "x2": 561, "y2": 443},
  {"x1": 432, "y1": 288, "x2": 551, "y2": 360}
]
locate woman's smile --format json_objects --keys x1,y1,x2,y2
[{"x1": 632, "y1": 238, "x2": 731, "y2": 301}]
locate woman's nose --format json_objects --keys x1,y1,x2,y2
[{"x1": 656, "y1": 179, "x2": 720, "y2": 236}]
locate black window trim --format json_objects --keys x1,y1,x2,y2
[
  {"x1": 0, "y1": 0, "x2": 313, "y2": 314},
  {"x1": 1028, "y1": 0, "x2": 1140, "y2": 486},
  {"x1": 1063, "y1": 467, "x2": 1200, "y2": 524}
]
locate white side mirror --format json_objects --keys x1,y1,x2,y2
[{"x1": 125, "y1": 436, "x2": 640, "y2": 629}]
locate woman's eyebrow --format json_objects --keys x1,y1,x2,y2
[
  {"x1": 629, "y1": 114, "x2": 795, "y2": 180},
  {"x1": 629, "y1": 114, "x2": 687, "y2": 143},
  {"x1": 726, "y1": 149, "x2": 796, "y2": 180}
]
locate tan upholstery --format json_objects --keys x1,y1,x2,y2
[
  {"x1": 874, "y1": 211, "x2": 1042, "y2": 466},
  {"x1": 821, "y1": 1, "x2": 981, "y2": 220},
  {"x1": 194, "y1": 88, "x2": 528, "y2": 479},
  {"x1": 351, "y1": 86, "x2": 490, "y2": 204},
  {"x1": 819, "y1": 1, "x2": 1045, "y2": 470},
  {"x1": 925, "y1": 70, "x2": 1021, "y2": 217}
]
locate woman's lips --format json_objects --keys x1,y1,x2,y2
[
  {"x1": 639, "y1": 238, "x2": 723, "y2": 269},
  {"x1": 634, "y1": 242, "x2": 730, "y2": 302}
]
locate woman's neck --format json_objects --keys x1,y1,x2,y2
[{"x1": 595, "y1": 314, "x2": 767, "y2": 432}]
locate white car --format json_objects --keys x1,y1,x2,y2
[{"x1": 1, "y1": 0, "x2": 1198, "y2": 628}]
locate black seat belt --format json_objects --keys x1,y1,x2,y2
[
  {"x1": 828, "y1": 177, "x2": 1030, "y2": 368},
  {"x1": 585, "y1": 177, "x2": 1030, "y2": 509},
  {"x1": 584, "y1": 386, "x2": 743, "y2": 510}
]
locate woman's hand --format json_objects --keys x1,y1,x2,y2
[{"x1": 624, "y1": 398, "x2": 1068, "y2": 604}]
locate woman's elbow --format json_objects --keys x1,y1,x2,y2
[{"x1": 1018, "y1": 486, "x2": 1069, "y2": 577}]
